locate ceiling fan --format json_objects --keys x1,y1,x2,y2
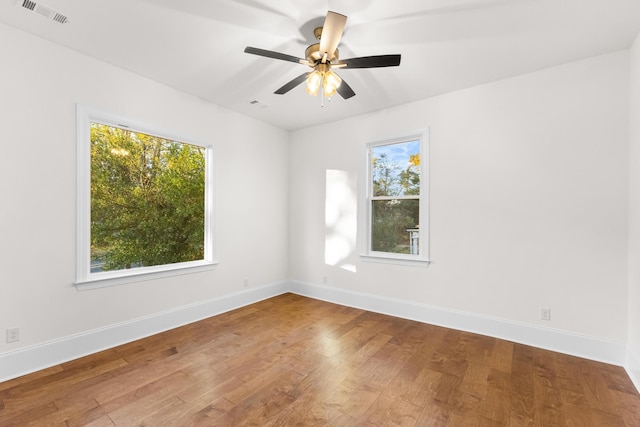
[{"x1": 244, "y1": 11, "x2": 401, "y2": 100}]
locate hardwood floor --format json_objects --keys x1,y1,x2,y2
[{"x1": 1, "y1": 293, "x2": 639, "y2": 426}]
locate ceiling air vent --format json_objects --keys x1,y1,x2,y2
[
  {"x1": 16, "y1": 0, "x2": 69, "y2": 24},
  {"x1": 248, "y1": 100, "x2": 269, "y2": 109}
]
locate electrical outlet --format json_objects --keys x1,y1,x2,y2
[
  {"x1": 540, "y1": 308, "x2": 551, "y2": 321},
  {"x1": 243, "y1": 278, "x2": 249, "y2": 288},
  {"x1": 7, "y1": 328, "x2": 20, "y2": 343}
]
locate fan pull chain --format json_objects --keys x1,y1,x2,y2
[{"x1": 320, "y1": 85, "x2": 333, "y2": 107}]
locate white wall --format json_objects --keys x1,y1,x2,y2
[
  {"x1": 627, "y1": 33, "x2": 640, "y2": 389},
  {"x1": 289, "y1": 52, "x2": 630, "y2": 345},
  {"x1": 0, "y1": 23, "x2": 289, "y2": 355}
]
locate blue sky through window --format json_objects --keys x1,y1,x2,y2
[
  {"x1": 372, "y1": 139, "x2": 420, "y2": 197},
  {"x1": 373, "y1": 140, "x2": 420, "y2": 168}
]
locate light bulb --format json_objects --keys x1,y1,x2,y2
[
  {"x1": 305, "y1": 70, "x2": 322, "y2": 96},
  {"x1": 323, "y1": 71, "x2": 342, "y2": 97}
]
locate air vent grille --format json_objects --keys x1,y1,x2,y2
[
  {"x1": 16, "y1": 0, "x2": 69, "y2": 24},
  {"x1": 21, "y1": 0, "x2": 36, "y2": 11},
  {"x1": 248, "y1": 100, "x2": 269, "y2": 109},
  {"x1": 52, "y1": 12, "x2": 68, "y2": 24}
]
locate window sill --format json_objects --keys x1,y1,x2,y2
[
  {"x1": 74, "y1": 261, "x2": 218, "y2": 291},
  {"x1": 360, "y1": 254, "x2": 431, "y2": 268}
]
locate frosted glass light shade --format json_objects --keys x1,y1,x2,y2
[
  {"x1": 323, "y1": 71, "x2": 342, "y2": 97},
  {"x1": 305, "y1": 70, "x2": 323, "y2": 96}
]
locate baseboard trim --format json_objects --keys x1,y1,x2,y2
[
  {"x1": 626, "y1": 346, "x2": 640, "y2": 393},
  {"x1": 289, "y1": 280, "x2": 627, "y2": 367},
  {"x1": 1, "y1": 279, "x2": 631, "y2": 384},
  {"x1": 0, "y1": 281, "x2": 289, "y2": 383}
]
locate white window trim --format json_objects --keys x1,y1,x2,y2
[
  {"x1": 360, "y1": 129, "x2": 430, "y2": 266},
  {"x1": 75, "y1": 105, "x2": 217, "y2": 291}
]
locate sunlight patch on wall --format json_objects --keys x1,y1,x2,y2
[{"x1": 325, "y1": 169, "x2": 357, "y2": 273}]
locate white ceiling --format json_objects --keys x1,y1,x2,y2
[{"x1": 2, "y1": 0, "x2": 640, "y2": 131}]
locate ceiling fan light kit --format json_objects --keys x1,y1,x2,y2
[
  {"x1": 304, "y1": 64, "x2": 342, "y2": 98},
  {"x1": 244, "y1": 11, "x2": 401, "y2": 103}
]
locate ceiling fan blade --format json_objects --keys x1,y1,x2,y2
[
  {"x1": 244, "y1": 46, "x2": 307, "y2": 64},
  {"x1": 319, "y1": 11, "x2": 347, "y2": 61},
  {"x1": 337, "y1": 77, "x2": 355, "y2": 99},
  {"x1": 339, "y1": 54, "x2": 401, "y2": 69},
  {"x1": 274, "y1": 72, "x2": 309, "y2": 94}
]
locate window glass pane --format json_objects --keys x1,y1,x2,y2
[
  {"x1": 371, "y1": 140, "x2": 420, "y2": 197},
  {"x1": 371, "y1": 199, "x2": 420, "y2": 254},
  {"x1": 90, "y1": 123, "x2": 205, "y2": 272}
]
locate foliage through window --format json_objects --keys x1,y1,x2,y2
[
  {"x1": 76, "y1": 106, "x2": 215, "y2": 287},
  {"x1": 364, "y1": 132, "x2": 428, "y2": 263}
]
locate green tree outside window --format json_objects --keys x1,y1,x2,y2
[
  {"x1": 370, "y1": 140, "x2": 421, "y2": 254},
  {"x1": 90, "y1": 123, "x2": 205, "y2": 272}
]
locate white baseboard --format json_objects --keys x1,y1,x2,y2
[
  {"x1": 0, "y1": 281, "x2": 289, "y2": 383},
  {"x1": 289, "y1": 280, "x2": 628, "y2": 367},
  {"x1": 0, "y1": 279, "x2": 632, "y2": 385},
  {"x1": 627, "y1": 346, "x2": 640, "y2": 393}
]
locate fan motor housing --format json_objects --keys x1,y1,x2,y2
[{"x1": 305, "y1": 43, "x2": 339, "y2": 64}]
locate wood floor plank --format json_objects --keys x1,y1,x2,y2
[
  {"x1": 415, "y1": 398, "x2": 452, "y2": 426},
  {"x1": 1, "y1": 293, "x2": 639, "y2": 426},
  {"x1": 79, "y1": 414, "x2": 115, "y2": 427}
]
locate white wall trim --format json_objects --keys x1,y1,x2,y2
[
  {"x1": 626, "y1": 345, "x2": 640, "y2": 393},
  {"x1": 1, "y1": 280, "x2": 632, "y2": 385},
  {"x1": 289, "y1": 280, "x2": 628, "y2": 367},
  {"x1": 0, "y1": 281, "x2": 289, "y2": 383}
]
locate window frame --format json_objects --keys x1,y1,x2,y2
[
  {"x1": 360, "y1": 129, "x2": 430, "y2": 266},
  {"x1": 75, "y1": 105, "x2": 217, "y2": 290}
]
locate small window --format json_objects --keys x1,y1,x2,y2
[
  {"x1": 362, "y1": 131, "x2": 429, "y2": 265},
  {"x1": 76, "y1": 106, "x2": 216, "y2": 289}
]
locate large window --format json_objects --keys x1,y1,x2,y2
[
  {"x1": 76, "y1": 106, "x2": 216, "y2": 289},
  {"x1": 362, "y1": 131, "x2": 429, "y2": 264}
]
